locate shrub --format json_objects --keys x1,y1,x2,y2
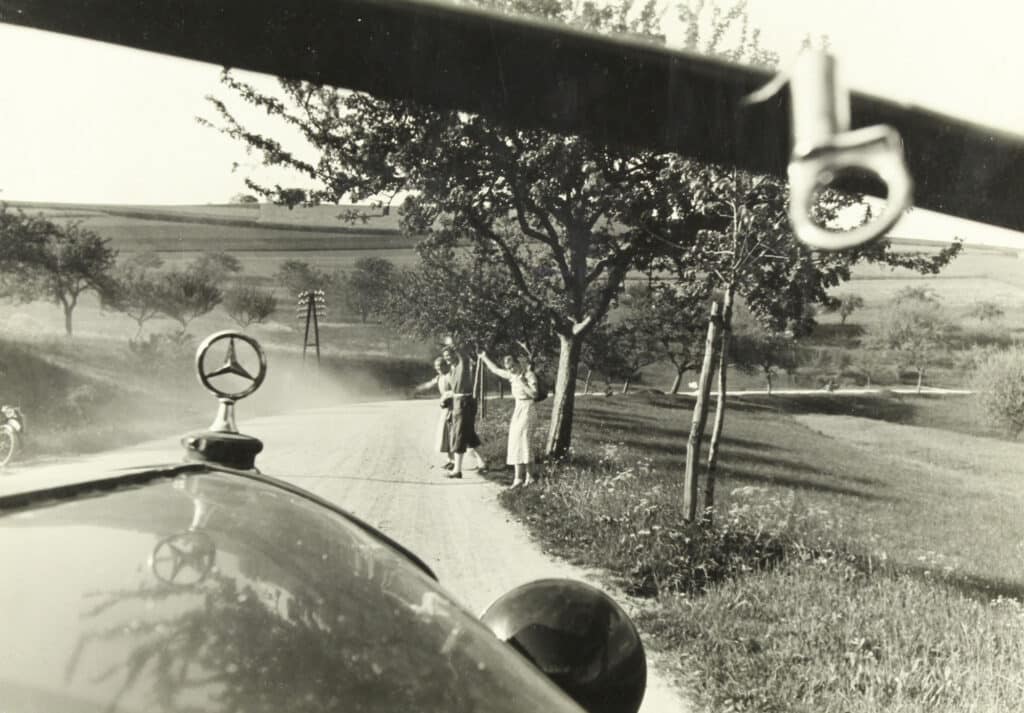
[
  {"x1": 500, "y1": 455, "x2": 836, "y2": 598},
  {"x1": 972, "y1": 348, "x2": 1024, "y2": 437},
  {"x1": 224, "y1": 285, "x2": 278, "y2": 327}
]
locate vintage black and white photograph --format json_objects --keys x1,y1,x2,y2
[{"x1": 1, "y1": 1, "x2": 1023, "y2": 712}]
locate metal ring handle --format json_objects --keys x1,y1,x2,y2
[{"x1": 788, "y1": 125, "x2": 913, "y2": 251}]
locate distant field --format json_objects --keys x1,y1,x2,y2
[
  {"x1": 828, "y1": 248, "x2": 1024, "y2": 330},
  {"x1": 6, "y1": 201, "x2": 419, "y2": 257}
]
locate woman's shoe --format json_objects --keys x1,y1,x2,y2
[
  {"x1": 523, "y1": 477, "x2": 535, "y2": 487},
  {"x1": 446, "y1": 471, "x2": 463, "y2": 479},
  {"x1": 443, "y1": 461, "x2": 455, "y2": 470},
  {"x1": 510, "y1": 479, "x2": 524, "y2": 488}
]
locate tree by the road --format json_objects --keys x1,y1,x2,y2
[
  {"x1": 618, "y1": 281, "x2": 709, "y2": 394},
  {"x1": 973, "y1": 347, "x2": 1024, "y2": 436},
  {"x1": 344, "y1": 257, "x2": 396, "y2": 323},
  {"x1": 275, "y1": 259, "x2": 339, "y2": 298},
  {"x1": 866, "y1": 297, "x2": 948, "y2": 393},
  {"x1": 224, "y1": 286, "x2": 278, "y2": 328},
  {"x1": 108, "y1": 252, "x2": 166, "y2": 338},
  {"x1": 603, "y1": 319, "x2": 661, "y2": 395},
  {"x1": 190, "y1": 251, "x2": 243, "y2": 284},
  {"x1": 1, "y1": 219, "x2": 117, "y2": 337},
  {"x1": 205, "y1": 0, "x2": 714, "y2": 457},
  {"x1": 856, "y1": 345, "x2": 890, "y2": 388},
  {"x1": 0, "y1": 204, "x2": 51, "y2": 270},
  {"x1": 156, "y1": 268, "x2": 223, "y2": 341},
  {"x1": 383, "y1": 241, "x2": 556, "y2": 364},
  {"x1": 827, "y1": 293, "x2": 865, "y2": 325},
  {"x1": 731, "y1": 328, "x2": 800, "y2": 396}
]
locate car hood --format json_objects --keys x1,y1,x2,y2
[{"x1": 0, "y1": 469, "x2": 583, "y2": 713}]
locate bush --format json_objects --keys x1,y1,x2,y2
[
  {"x1": 224, "y1": 285, "x2": 278, "y2": 327},
  {"x1": 972, "y1": 348, "x2": 1024, "y2": 437}
]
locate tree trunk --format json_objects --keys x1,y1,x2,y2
[
  {"x1": 621, "y1": 377, "x2": 631, "y2": 395},
  {"x1": 669, "y1": 368, "x2": 682, "y2": 395},
  {"x1": 63, "y1": 303, "x2": 74, "y2": 336},
  {"x1": 545, "y1": 333, "x2": 583, "y2": 459},
  {"x1": 705, "y1": 287, "x2": 734, "y2": 521},
  {"x1": 584, "y1": 368, "x2": 592, "y2": 395},
  {"x1": 916, "y1": 368, "x2": 924, "y2": 394},
  {"x1": 766, "y1": 371, "x2": 773, "y2": 396},
  {"x1": 683, "y1": 301, "x2": 721, "y2": 523}
]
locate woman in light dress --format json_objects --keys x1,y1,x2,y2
[
  {"x1": 414, "y1": 356, "x2": 455, "y2": 470},
  {"x1": 479, "y1": 351, "x2": 538, "y2": 487}
]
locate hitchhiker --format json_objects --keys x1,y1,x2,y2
[
  {"x1": 479, "y1": 351, "x2": 537, "y2": 487},
  {"x1": 414, "y1": 356, "x2": 455, "y2": 470},
  {"x1": 441, "y1": 341, "x2": 487, "y2": 479}
]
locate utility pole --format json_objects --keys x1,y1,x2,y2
[{"x1": 297, "y1": 290, "x2": 326, "y2": 365}]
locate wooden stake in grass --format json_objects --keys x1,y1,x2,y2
[
  {"x1": 705, "y1": 285, "x2": 735, "y2": 522},
  {"x1": 475, "y1": 354, "x2": 487, "y2": 420},
  {"x1": 684, "y1": 301, "x2": 721, "y2": 523}
]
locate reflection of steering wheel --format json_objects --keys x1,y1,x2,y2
[
  {"x1": 195, "y1": 331, "x2": 267, "y2": 401},
  {"x1": 149, "y1": 531, "x2": 217, "y2": 586}
]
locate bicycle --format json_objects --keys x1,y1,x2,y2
[{"x1": 0, "y1": 405, "x2": 26, "y2": 468}]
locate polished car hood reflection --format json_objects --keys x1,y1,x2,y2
[{"x1": 0, "y1": 472, "x2": 582, "y2": 713}]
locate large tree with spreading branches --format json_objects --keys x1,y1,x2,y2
[
  {"x1": 203, "y1": 0, "x2": 723, "y2": 457},
  {"x1": 383, "y1": 235, "x2": 558, "y2": 365}
]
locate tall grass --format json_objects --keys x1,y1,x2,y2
[{"x1": 645, "y1": 561, "x2": 1024, "y2": 713}]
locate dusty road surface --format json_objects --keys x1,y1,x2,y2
[{"x1": 7, "y1": 398, "x2": 690, "y2": 713}]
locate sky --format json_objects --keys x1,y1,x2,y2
[{"x1": 1, "y1": 0, "x2": 1023, "y2": 245}]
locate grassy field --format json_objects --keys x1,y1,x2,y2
[
  {"x1": 830, "y1": 248, "x2": 1024, "y2": 330},
  {"x1": 474, "y1": 392, "x2": 1024, "y2": 712}
]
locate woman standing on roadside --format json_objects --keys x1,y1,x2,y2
[
  {"x1": 414, "y1": 356, "x2": 455, "y2": 470},
  {"x1": 479, "y1": 351, "x2": 538, "y2": 487}
]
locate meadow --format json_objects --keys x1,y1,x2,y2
[{"x1": 476, "y1": 392, "x2": 1024, "y2": 712}]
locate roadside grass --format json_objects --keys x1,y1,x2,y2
[
  {"x1": 643, "y1": 560, "x2": 1024, "y2": 713},
  {"x1": 477, "y1": 393, "x2": 1024, "y2": 711}
]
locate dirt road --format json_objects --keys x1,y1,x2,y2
[{"x1": 9, "y1": 398, "x2": 689, "y2": 713}]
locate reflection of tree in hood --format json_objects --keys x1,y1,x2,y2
[
  {"x1": 69, "y1": 568, "x2": 475, "y2": 713},
  {"x1": 60, "y1": 473, "x2": 554, "y2": 713}
]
